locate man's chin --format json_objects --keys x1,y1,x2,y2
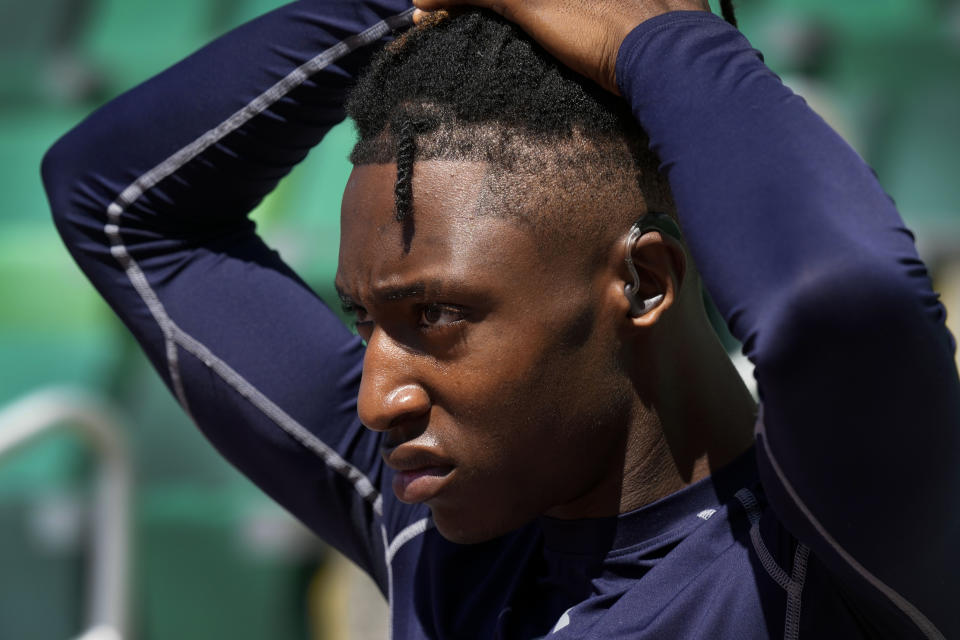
[{"x1": 429, "y1": 506, "x2": 528, "y2": 545}]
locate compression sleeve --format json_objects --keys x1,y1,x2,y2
[
  {"x1": 41, "y1": 0, "x2": 416, "y2": 588},
  {"x1": 616, "y1": 12, "x2": 960, "y2": 639}
]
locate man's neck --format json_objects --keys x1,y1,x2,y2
[{"x1": 618, "y1": 311, "x2": 757, "y2": 514}]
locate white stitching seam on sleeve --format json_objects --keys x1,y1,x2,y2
[{"x1": 103, "y1": 8, "x2": 416, "y2": 518}]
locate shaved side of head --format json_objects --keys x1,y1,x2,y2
[{"x1": 346, "y1": 9, "x2": 675, "y2": 254}]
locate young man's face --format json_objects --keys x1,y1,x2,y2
[{"x1": 336, "y1": 160, "x2": 634, "y2": 543}]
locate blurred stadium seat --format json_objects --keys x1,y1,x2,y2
[{"x1": 0, "y1": 1, "x2": 956, "y2": 638}]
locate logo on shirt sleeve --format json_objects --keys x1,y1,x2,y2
[{"x1": 551, "y1": 608, "x2": 573, "y2": 634}]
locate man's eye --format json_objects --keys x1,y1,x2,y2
[
  {"x1": 342, "y1": 303, "x2": 373, "y2": 336},
  {"x1": 419, "y1": 304, "x2": 464, "y2": 329}
]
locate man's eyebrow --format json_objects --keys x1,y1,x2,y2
[
  {"x1": 334, "y1": 284, "x2": 355, "y2": 307},
  {"x1": 375, "y1": 282, "x2": 427, "y2": 302},
  {"x1": 335, "y1": 280, "x2": 454, "y2": 306}
]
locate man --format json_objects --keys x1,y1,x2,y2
[{"x1": 42, "y1": 0, "x2": 959, "y2": 637}]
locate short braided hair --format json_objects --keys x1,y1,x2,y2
[{"x1": 345, "y1": 7, "x2": 738, "y2": 229}]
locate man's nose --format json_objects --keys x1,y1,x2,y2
[{"x1": 357, "y1": 329, "x2": 430, "y2": 432}]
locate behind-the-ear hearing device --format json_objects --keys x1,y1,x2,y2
[{"x1": 623, "y1": 213, "x2": 683, "y2": 317}]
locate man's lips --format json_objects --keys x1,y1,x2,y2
[
  {"x1": 382, "y1": 447, "x2": 455, "y2": 504},
  {"x1": 392, "y1": 465, "x2": 454, "y2": 503}
]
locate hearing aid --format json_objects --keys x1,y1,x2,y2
[{"x1": 623, "y1": 213, "x2": 684, "y2": 317}]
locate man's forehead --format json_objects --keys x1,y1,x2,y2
[
  {"x1": 337, "y1": 161, "x2": 546, "y2": 293},
  {"x1": 340, "y1": 160, "x2": 525, "y2": 240},
  {"x1": 336, "y1": 154, "x2": 629, "y2": 296}
]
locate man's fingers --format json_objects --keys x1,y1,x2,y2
[
  {"x1": 413, "y1": 0, "x2": 506, "y2": 15},
  {"x1": 413, "y1": 6, "x2": 474, "y2": 25},
  {"x1": 411, "y1": 0, "x2": 473, "y2": 26},
  {"x1": 413, "y1": 0, "x2": 471, "y2": 10},
  {"x1": 408, "y1": 0, "x2": 707, "y2": 95}
]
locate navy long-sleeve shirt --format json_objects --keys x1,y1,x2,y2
[{"x1": 42, "y1": 2, "x2": 960, "y2": 638}]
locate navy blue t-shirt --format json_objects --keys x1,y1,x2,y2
[{"x1": 42, "y1": 2, "x2": 960, "y2": 638}]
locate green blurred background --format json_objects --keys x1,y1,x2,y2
[{"x1": 0, "y1": 1, "x2": 958, "y2": 638}]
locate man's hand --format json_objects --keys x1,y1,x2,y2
[{"x1": 412, "y1": 0, "x2": 710, "y2": 94}]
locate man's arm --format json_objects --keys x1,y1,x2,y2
[
  {"x1": 415, "y1": 0, "x2": 959, "y2": 636},
  {"x1": 615, "y1": 14, "x2": 959, "y2": 638},
  {"x1": 42, "y1": 0, "x2": 415, "y2": 588}
]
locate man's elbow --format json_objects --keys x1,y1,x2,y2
[
  {"x1": 41, "y1": 130, "x2": 109, "y2": 255},
  {"x1": 42, "y1": 134, "x2": 79, "y2": 229}
]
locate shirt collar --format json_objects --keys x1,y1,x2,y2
[{"x1": 537, "y1": 445, "x2": 757, "y2": 555}]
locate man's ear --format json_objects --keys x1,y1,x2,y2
[{"x1": 621, "y1": 223, "x2": 687, "y2": 328}]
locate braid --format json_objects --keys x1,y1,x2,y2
[
  {"x1": 394, "y1": 120, "x2": 417, "y2": 222},
  {"x1": 347, "y1": 9, "x2": 676, "y2": 241},
  {"x1": 392, "y1": 112, "x2": 439, "y2": 222},
  {"x1": 719, "y1": 0, "x2": 738, "y2": 27}
]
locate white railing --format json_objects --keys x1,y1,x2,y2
[{"x1": 0, "y1": 387, "x2": 131, "y2": 640}]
